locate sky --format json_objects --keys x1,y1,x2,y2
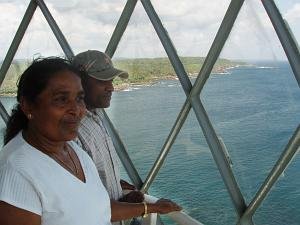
[{"x1": 0, "y1": 0, "x2": 299, "y2": 61}]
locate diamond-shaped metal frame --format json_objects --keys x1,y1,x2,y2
[{"x1": 0, "y1": 1, "x2": 299, "y2": 225}]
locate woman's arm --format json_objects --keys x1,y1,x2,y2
[
  {"x1": 111, "y1": 198, "x2": 182, "y2": 222},
  {"x1": 0, "y1": 201, "x2": 41, "y2": 225}
]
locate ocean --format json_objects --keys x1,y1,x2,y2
[
  {"x1": 0, "y1": 61, "x2": 299, "y2": 225},
  {"x1": 106, "y1": 61, "x2": 300, "y2": 225}
]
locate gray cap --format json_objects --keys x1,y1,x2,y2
[{"x1": 72, "y1": 50, "x2": 128, "y2": 81}]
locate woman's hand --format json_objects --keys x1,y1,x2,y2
[{"x1": 150, "y1": 198, "x2": 182, "y2": 214}]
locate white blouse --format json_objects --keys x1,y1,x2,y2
[{"x1": 0, "y1": 132, "x2": 111, "y2": 225}]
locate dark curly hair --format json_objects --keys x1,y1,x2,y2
[{"x1": 4, "y1": 57, "x2": 81, "y2": 145}]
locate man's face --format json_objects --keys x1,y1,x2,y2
[{"x1": 84, "y1": 76, "x2": 114, "y2": 109}]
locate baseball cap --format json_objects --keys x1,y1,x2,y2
[{"x1": 72, "y1": 50, "x2": 129, "y2": 81}]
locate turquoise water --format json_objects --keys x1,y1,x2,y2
[
  {"x1": 107, "y1": 61, "x2": 300, "y2": 225},
  {"x1": 0, "y1": 61, "x2": 299, "y2": 224}
]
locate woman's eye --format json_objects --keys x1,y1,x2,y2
[
  {"x1": 54, "y1": 96, "x2": 68, "y2": 104},
  {"x1": 77, "y1": 95, "x2": 85, "y2": 103}
]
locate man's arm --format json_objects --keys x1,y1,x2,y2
[
  {"x1": 120, "y1": 179, "x2": 135, "y2": 190},
  {"x1": 119, "y1": 190, "x2": 144, "y2": 203},
  {"x1": 119, "y1": 180, "x2": 144, "y2": 203}
]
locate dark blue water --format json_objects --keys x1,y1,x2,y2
[{"x1": 0, "y1": 61, "x2": 299, "y2": 224}]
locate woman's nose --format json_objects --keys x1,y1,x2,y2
[{"x1": 69, "y1": 100, "x2": 86, "y2": 117}]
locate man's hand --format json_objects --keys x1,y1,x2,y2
[
  {"x1": 120, "y1": 179, "x2": 136, "y2": 190},
  {"x1": 119, "y1": 190, "x2": 144, "y2": 203}
]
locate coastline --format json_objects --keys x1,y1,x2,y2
[
  {"x1": 0, "y1": 63, "x2": 246, "y2": 96},
  {"x1": 114, "y1": 64, "x2": 245, "y2": 91}
]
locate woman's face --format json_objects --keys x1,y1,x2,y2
[{"x1": 26, "y1": 70, "x2": 86, "y2": 142}]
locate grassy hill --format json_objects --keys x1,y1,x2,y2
[{"x1": 0, "y1": 57, "x2": 244, "y2": 95}]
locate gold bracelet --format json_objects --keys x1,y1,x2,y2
[{"x1": 142, "y1": 202, "x2": 148, "y2": 218}]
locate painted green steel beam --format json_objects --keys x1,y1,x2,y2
[
  {"x1": 191, "y1": 97, "x2": 246, "y2": 217},
  {"x1": 262, "y1": 0, "x2": 300, "y2": 87},
  {"x1": 187, "y1": 0, "x2": 247, "y2": 217},
  {"x1": 190, "y1": 0, "x2": 248, "y2": 219},
  {"x1": 188, "y1": 0, "x2": 248, "y2": 218},
  {"x1": 140, "y1": 0, "x2": 193, "y2": 95},
  {"x1": 239, "y1": 125, "x2": 300, "y2": 225},
  {"x1": 0, "y1": 102, "x2": 9, "y2": 124},
  {"x1": 142, "y1": 100, "x2": 192, "y2": 192},
  {"x1": 0, "y1": 0, "x2": 37, "y2": 124},
  {"x1": 102, "y1": 109, "x2": 143, "y2": 188},
  {"x1": 36, "y1": 0, "x2": 74, "y2": 59},
  {"x1": 239, "y1": 2, "x2": 300, "y2": 224},
  {"x1": 140, "y1": 0, "x2": 193, "y2": 192},
  {"x1": 0, "y1": 0, "x2": 37, "y2": 87},
  {"x1": 191, "y1": 0, "x2": 245, "y2": 97},
  {"x1": 106, "y1": 0, "x2": 138, "y2": 58},
  {"x1": 104, "y1": 0, "x2": 143, "y2": 188},
  {"x1": 141, "y1": 0, "x2": 247, "y2": 220}
]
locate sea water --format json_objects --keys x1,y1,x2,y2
[
  {"x1": 107, "y1": 61, "x2": 300, "y2": 225},
  {"x1": 0, "y1": 61, "x2": 299, "y2": 225}
]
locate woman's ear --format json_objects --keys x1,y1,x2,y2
[{"x1": 20, "y1": 97, "x2": 33, "y2": 120}]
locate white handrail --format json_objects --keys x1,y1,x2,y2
[{"x1": 143, "y1": 194, "x2": 204, "y2": 225}]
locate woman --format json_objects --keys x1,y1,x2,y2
[{"x1": 0, "y1": 57, "x2": 181, "y2": 225}]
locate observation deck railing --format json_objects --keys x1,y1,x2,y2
[{"x1": 143, "y1": 194, "x2": 204, "y2": 225}]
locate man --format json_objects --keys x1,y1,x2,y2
[{"x1": 73, "y1": 50, "x2": 144, "y2": 224}]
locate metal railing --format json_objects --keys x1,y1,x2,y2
[{"x1": 143, "y1": 194, "x2": 205, "y2": 225}]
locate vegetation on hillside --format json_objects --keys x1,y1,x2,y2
[
  {"x1": 113, "y1": 57, "x2": 244, "y2": 87},
  {"x1": 0, "y1": 57, "x2": 244, "y2": 95}
]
